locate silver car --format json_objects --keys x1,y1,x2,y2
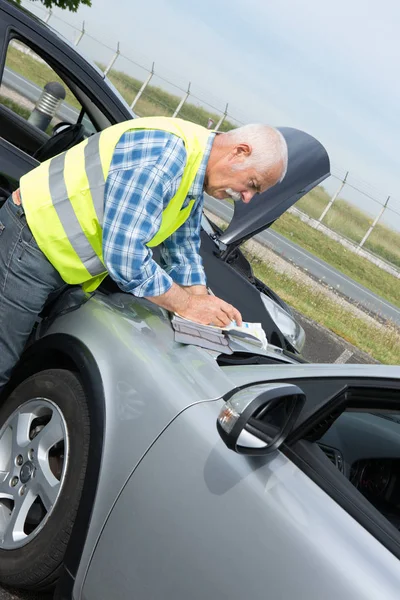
[
  {"x1": 0, "y1": 294, "x2": 399, "y2": 599},
  {"x1": 0, "y1": 2, "x2": 400, "y2": 598}
]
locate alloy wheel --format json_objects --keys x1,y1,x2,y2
[{"x1": 0, "y1": 398, "x2": 69, "y2": 549}]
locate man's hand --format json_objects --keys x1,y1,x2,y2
[
  {"x1": 146, "y1": 282, "x2": 242, "y2": 327},
  {"x1": 180, "y1": 294, "x2": 242, "y2": 327}
]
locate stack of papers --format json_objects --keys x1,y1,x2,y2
[{"x1": 171, "y1": 314, "x2": 268, "y2": 354}]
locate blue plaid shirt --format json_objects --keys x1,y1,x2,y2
[{"x1": 103, "y1": 129, "x2": 215, "y2": 297}]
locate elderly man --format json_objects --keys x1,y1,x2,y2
[{"x1": 0, "y1": 116, "x2": 287, "y2": 391}]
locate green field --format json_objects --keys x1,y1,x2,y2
[
  {"x1": 0, "y1": 94, "x2": 30, "y2": 119},
  {"x1": 248, "y1": 249, "x2": 400, "y2": 365},
  {"x1": 272, "y1": 210, "x2": 400, "y2": 310},
  {"x1": 297, "y1": 186, "x2": 400, "y2": 268}
]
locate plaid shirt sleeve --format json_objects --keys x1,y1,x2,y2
[
  {"x1": 102, "y1": 129, "x2": 206, "y2": 297},
  {"x1": 160, "y1": 195, "x2": 206, "y2": 286}
]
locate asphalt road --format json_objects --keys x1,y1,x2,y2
[{"x1": 204, "y1": 196, "x2": 400, "y2": 326}]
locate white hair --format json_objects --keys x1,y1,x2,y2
[{"x1": 221, "y1": 124, "x2": 288, "y2": 182}]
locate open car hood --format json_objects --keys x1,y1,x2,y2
[{"x1": 218, "y1": 127, "x2": 330, "y2": 247}]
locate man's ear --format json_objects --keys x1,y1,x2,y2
[{"x1": 232, "y1": 143, "x2": 252, "y2": 160}]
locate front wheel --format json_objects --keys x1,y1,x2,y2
[{"x1": 0, "y1": 369, "x2": 90, "y2": 590}]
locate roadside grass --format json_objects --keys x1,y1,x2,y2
[
  {"x1": 247, "y1": 251, "x2": 400, "y2": 365},
  {"x1": 0, "y1": 94, "x2": 30, "y2": 119},
  {"x1": 272, "y1": 211, "x2": 400, "y2": 310},
  {"x1": 298, "y1": 187, "x2": 400, "y2": 268}
]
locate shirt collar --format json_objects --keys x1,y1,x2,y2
[{"x1": 188, "y1": 132, "x2": 216, "y2": 198}]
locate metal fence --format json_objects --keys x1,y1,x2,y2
[
  {"x1": 16, "y1": 2, "x2": 400, "y2": 273},
  {"x1": 295, "y1": 168, "x2": 400, "y2": 272}
]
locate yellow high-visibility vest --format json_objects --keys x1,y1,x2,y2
[{"x1": 20, "y1": 117, "x2": 211, "y2": 292}]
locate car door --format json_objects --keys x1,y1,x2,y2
[
  {"x1": 0, "y1": 0, "x2": 131, "y2": 204},
  {"x1": 80, "y1": 368, "x2": 400, "y2": 600}
]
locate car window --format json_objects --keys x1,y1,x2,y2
[
  {"x1": 318, "y1": 409, "x2": 400, "y2": 532},
  {"x1": 0, "y1": 38, "x2": 97, "y2": 151}
]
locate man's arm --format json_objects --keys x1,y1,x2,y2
[
  {"x1": 160, "y1": 194, "x2": 207, "y2": 289},
  {"x1": 103, "y1": 164, "x2": 241, "y2": 326}
]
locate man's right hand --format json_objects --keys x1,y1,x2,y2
[
  {"x1": 146, "y1": 282, "x2": 242, "y2": 327},
  {"x1": 179, "y1": 294, "x2": 242, "y2": 327}
]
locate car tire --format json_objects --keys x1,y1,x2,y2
[{"x1": 0, "y1": 369, "x2": 90, "y2": 590}]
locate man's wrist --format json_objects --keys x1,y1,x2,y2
[
  {"x1": 181, "y1": 284, "x2": 208, "y2": 296},
  {"x1": 145, "y1": 281, "x2": 192, "y2": 314}
]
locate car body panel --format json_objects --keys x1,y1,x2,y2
[
  {"x1": 82, "y1": 399, "x2": 400, "y2": 600},
  {"x1": 36, "y1": 294, "x2": 400, "y2": 598},
  {"x1": 40, "y1": 292, "x2": 262, "y2": 590},
  {"x1": 220, "y1": 363, "x2": 400, "y2": 388}
]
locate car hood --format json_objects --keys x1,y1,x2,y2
[{"x1": 217, "y1": 127, "x2": 330, "y2": 247}]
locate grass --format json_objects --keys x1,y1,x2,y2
[
  {"x1": 297, "y1": 187, "x2": 400, "y2": 268},
  {"x1": 271, "y1": 211, "x2": 400, "y2": 310},
  {"x1": 247, "y1": 251, "x2": 400, "y2": 365},
  {"x1": 0, "y1": 94, "x2": 31, "y2": 119}
]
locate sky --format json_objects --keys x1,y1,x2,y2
[{"x1": 22, "y1": 0, "x2": 400, "y2": 227}]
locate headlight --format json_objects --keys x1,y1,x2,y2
[{"x1": 260, "y1": 293, "x2": 305, "y2": 353}]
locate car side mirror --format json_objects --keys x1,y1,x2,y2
[{"x1": 217, "y1": 383, "x2": 305, "y2": 455}]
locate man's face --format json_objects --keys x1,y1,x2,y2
[{"x1": 204, "y1": 144, "x2": 283, "y2": 204}]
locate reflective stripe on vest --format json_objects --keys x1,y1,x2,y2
[{"x1": 20, "y1": 117, "x2": 211, "y2": 292}]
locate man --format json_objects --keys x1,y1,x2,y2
[{"x1": 0, "y1": 116, "x2": 287, "y2": 391}]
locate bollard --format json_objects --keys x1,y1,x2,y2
[{"x1": 27, "y1": 82, "x2": 66, "y2": 131}]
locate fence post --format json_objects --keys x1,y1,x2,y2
[
  {"x1": 172, "y1": 82, "x2": 191, "y2": 117},
  {"x1": 74, "y1": 21, "x2": 85, "y2": 46},
  {"x1": 317, "y1": 171, "x2": 348, "y2": 227},
  {"x1": 214, "y1": 103, "x2": 228, "y2": 131},
  {"x1": 357, "y1": 196, "x2": 390, "y2": 250},
  {"x1": 44, "y1": 9, "x2": 52, "y2": 23},
  {"x1": 103, "y1": 42, "x2": 121, "y2": 77},
  {"x1": 130, "y1": 62, "x2": 155, "y2": 110}
]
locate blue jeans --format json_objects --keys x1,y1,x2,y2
[{"x1": 0, "y1": 196, "x2": 64, "y2": 392}]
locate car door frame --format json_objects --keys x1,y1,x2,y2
[
  {"x1": 0, "y1": 0, "x2": 131, "y2": 167},
  {"x1": 279, "y1": 375, "x2": 400, "y2": 561}
]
